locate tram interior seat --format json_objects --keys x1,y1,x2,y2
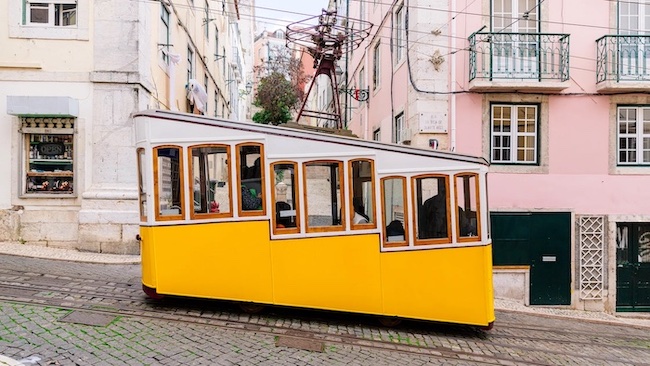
[
  {"x1": 458, "y1": 207, "x2": 478, "y2": 236},
  {"x1": 386, "y1": 220, "x2": 405, "y2": 242},
  {"x1": 276, "y1": 201, "x2": 296, "y2": 228}
]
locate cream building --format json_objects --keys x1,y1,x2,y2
[{"x1": 0, "y1": 0, "x2": 253, "y2": 254}]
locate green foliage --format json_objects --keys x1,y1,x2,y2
[{"x1": 252, "y1": 72, "x2": 299, "y2": 125}]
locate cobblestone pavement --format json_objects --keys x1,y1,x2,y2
[{"x1": 0, "y1": 252, "x2": 649, "y2": 366}]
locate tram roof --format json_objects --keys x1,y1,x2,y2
[{"x1": 133, "y1": 109, "x2": 489, "y2": 166}]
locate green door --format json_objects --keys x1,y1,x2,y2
[
  {"x1": 491, "y1": 212, "x2": 571, "y2": 305},
  {"x1": 616, "y1": 223, "x2": 650, "y2": 312}
]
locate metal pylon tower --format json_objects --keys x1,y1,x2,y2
[{"x1": 286, "y1": 7, "x2": 372, "y2": 129}]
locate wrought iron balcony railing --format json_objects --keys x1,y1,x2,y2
[
  {"x1": 468, "y1": 32, "x2": 570, "y2": 82},
  {"x1": 596, "y1": 35, "x2": 650, "y2": 83}
]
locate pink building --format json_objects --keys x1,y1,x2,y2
[{"x1": 345, "y1": 0, "x2": 650, "y2": 313}]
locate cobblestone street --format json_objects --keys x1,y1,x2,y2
[{"x1": 0, "y1": 252, "x2": 649, "y2": 366}]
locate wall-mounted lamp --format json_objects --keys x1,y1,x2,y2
[{"x1": 245, "y1": 81, "x2": 253, "y2": 94}]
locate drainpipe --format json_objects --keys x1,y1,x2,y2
[{"x1": 450, "y1": 0, "x2": 456, "y2": 152}]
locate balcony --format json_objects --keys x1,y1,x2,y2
[
  {"x1": 468, "y1": 32, "x2": 570, "y2": 92},
  {"x1": 230, "y1": 46, "x2": 242, "y2": 80},
  {"x1": 596, "y1": 35, "x2": 650, "y2": 92}
]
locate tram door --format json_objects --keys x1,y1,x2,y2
[{"x1": 616, "y1": 223, "x2": 650, "y2": 312}]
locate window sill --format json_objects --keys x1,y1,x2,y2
[
  {"x1": 489, "y1": 163, "x2": 548, "y2": 174},
  {"x1": 611, "y1": 165, "x2": 650, "y2": 175},
  {"x1": 10, "y1": 25, "x2": 89, "y2": 41},
  {"x1": 20, "y1": 192, "x2": 77, "y2": 199}
]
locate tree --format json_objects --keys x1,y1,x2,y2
[
  {"x1": 252, "y1": 47, "x2": 311, "y2": 124},
  {"x1": 252, "y1": 72, "x2": 298, "y2": 125}
]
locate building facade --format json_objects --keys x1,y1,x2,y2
[
  {"x1": 346, "y1": 0, "x2": 650, "y2": 313},
  {"x1": 0, "y1": 0, "x2": 252, "y2": 254}
]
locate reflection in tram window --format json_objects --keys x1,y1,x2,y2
[
  {"x1": 189, "y1": 145, "x2": 231, "y2": 218},
  {"x1": 350, "y1": 159, "x2": 376, "y2": 228},
  {"x1": 381, "y1": 177, "x2": 408, "y2": 247},
  {"x1": 237, "y1": 143, "x2": 265, "y2": 215},
  {"x1": 304, "y1": 161, "x2": 344, "y2": 231},
  {"x1": 272, "y1": 162, "x2": 299, "y2": 234},
  {"x1": 455, "y1": 173, "x2": 480, "y2": 241},
  {"x1": 414, "y1": 175, "x2": 450, "y2": 244},
  {"x1": 154, "y1": 146, "x2": 184, "y2": 219}
]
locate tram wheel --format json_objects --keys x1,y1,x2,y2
[
  {"x1": 239, "y1": 302, "x2": 266, "y2": 314},
  {"x1": 377, "y1": 316, "x2": 402, "y2": 327}
]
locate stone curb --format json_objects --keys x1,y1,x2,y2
[{"x1": 0, "y1": 242, "x2": 140, "y2": 264}]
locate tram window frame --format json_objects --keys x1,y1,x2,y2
[
  {"x1": 303, "y1": 160, "x2": 345, "y2": 233},
  {"x1": 188, "y1": 144, "x2": 233, "y2": 219},
  {"x1": 454, "y1": 173, "x2": 482, "y2": 242},
  {"x1": 153, "y1": 145, "x2": 185, "y2": 221},
  {"x1": 412, "y1": 174, "x2": 452, "y2": 245},
  {"x1": 137, "y1": 148, "x2": 148, "y2": 222},
  {"x1": 349, "y1": 159, "x2": 376, "y2": 230},
  {"x1": 381, "y1": 176, "x2": 409, "y2": 247},
  {"x1": 236, "y1": 142, "x2": 266, "y2": 217},
  {"x1": 271, "y1": 161, "x2": 300, "y2": 235}
]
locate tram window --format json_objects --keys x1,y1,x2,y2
[
  {"x1": 381, "y1": 177, "x2": 408, "y2": 247},
  {"x1": 413, "y1": 175, "x2": 451, "y2": 244},
  {"x1": 237, "y1": 143, "x2": 265, "y2": 216},
  {"x1": 304, "y1": 161, "x2": 344, "y2": 232},
  {"x1": 137, "y1": 148, "x2": 147, "y2": 221},
  {"x1": 349, "y1": 159, "x2": 376, "y2": 229},
  {"x1": 189, "y1": 145, "x2": 232, "y2": 218},
  {"x1": 154, "y1": 146, "x2": 184, "y2": 220},
  {"x1": 271, "y1": 162, "x2": 300, "y2": 234},
  {"x1": 455, "y1": 173, "x2": 481, "y2": 241}
]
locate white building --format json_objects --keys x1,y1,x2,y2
[{"x1": 0, "y1": 0, "x2": 252, "y2": 254}]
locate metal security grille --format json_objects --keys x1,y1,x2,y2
[{"x1": 579, "y1": 216, "x2": 605, "y2": 300}]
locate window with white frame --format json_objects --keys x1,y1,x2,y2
[
  {"x1": 160, "y1": 3, "x2": 171, "y2": 65},
  {"x1": 395, "y1": 5, "x2": 405, "y2": 63},
  {"x1": 373, "y1": 128, "x2": 380, "y2": 141},
  {"x1": 214, "y1": 91, "x2": 218, "y2": 117},
  {"x1": 373, "y1": 42, "x2": 380, "y2": 90},
  {"x1": 394, "y1": 113, "x2": 404, "y2": 143},
  {"x1": 618, "y1": 106, "x2": 650, "y2": 165},
  {"x1": 26, "y1": 0, "x2": 77, "y2": 27},
  {"x1": 204, "y1": 74, "x2": 209, "y2": 98},
  {"x1": 204, "y1": 0, "x2": 210, "y2": 38},
  {"x1": 215, "y1": 26, "x2": 220, "y2": 60},
  {"x1": 187, "y1": 47, "x2": 194, "y2": 83},
  {"x1": 491, "y1": 104, "x2": 538, "y2": 164}
]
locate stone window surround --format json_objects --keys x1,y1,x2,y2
[
  {"x1": 9, "y1": 0, "x2": 89, "y2": 40},
  {"x1": 609, "y1": 95, "x2": 650, "y2": 175},
  {"x1": 482, "y1": 94, "x2": 549, "y2": 174}
]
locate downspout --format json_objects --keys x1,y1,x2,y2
[{"x1": 450, "y1": 0, "x2": 457, "y2": 152}]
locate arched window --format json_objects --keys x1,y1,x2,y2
[
  {"x1": 454, "y1": 173, "x2": 481, "y2": 242},
  {"x1": 412, "y1": 174, "x2": 451, "y2": 245},
  {"x1": 236, "y1": 143, "x2": 266, "y2": 216},
  {"x1": 349, "y1": 159, "x2": 376, "y2": 230},
  {"x1": 188, "y1": 144, "x2": 232, "y2": 219},
  {"x1": 153, "y1": 145, "x2": 185, "y2": 221},
  {"x1": 137, "y1": 148, "x2": 148, "y2": 222},
  {"x1": 381, "y1": 176, "x2": 408, "y2": 247},
  {"x1": 271, "y1": 161, "x2": 300, "y2": 234},
  {"x1": 303, "y1": 160, "x2": 344, "y2": 232}
]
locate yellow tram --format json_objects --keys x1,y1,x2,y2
[{"x1": 134, "y1": 110, "x2": 495, "y2": 328}]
